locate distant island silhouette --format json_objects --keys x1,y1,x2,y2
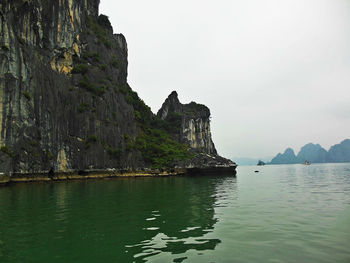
[{"x1": 269, "y1": 139, "x2": 350, "y2": 164}]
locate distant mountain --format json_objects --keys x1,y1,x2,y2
[
  {"x1": 270, "y1": 148, "x2": 300, "y2": 164},
  {"x1": 327, "y1": 139, "x2": 350, "y2": 163},
  {"x1": 269, "y1": 139, "x2": 350, "y2": 164},
  {"x1": 297, "y1": 143, "x2": 328, "y2": 163}
]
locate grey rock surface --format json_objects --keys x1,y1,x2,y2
[
  {"x1": 157, "y1": 91, "x2": 217, "y2": 155},
  {"x1": 0, "y1": 0, "x2": 236, "y2": 174},
  {"x1": 158, "y1": 91, "x2": 235, "y2": 169}
]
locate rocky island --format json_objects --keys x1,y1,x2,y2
[
  {"x1": 0, "y1": 0, "x2": 236, "y2": 184},
  {"x1": 269, "y1": 139, "x2": 350, "y2": 165}
]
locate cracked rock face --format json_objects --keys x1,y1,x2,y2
[
  {"x1": 0, "y1": 0, "x2": 143, "y2": 173},
  {"x1": 157, "y1": 91, "x2": 236, "y2": 169},
  {"x1": 157, "y1": 91, "x2": 217, "y2": 155}
]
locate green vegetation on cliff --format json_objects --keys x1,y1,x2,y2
[
  {"x1": 87, "y1": 15, "x2": 113, "y2": 48},
  {"x1": 81, "y1": 14, "x2": 192, "y2": 168},
  {"x1": 118, "y1": 84, "x2": 191, "y2": 168},
  {"x1": 134, "y1": 129, "x2": 190, "y2": 169}
]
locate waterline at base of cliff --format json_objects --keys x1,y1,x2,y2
[{"x1": 0, "y1": 165, "x2": 237, "y2": 186}]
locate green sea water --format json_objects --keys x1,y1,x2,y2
[{"x1": 0, "y1": 163, "x2": 350, "y2": 262}]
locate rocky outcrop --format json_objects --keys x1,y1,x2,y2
[
  {"x1": 158, "y1": 91, "x2": 236, "y2": 171},
  {"x1": 0, "y1": 0, "x2": 236, "y2": 176},
  {"x1": 180, "y1": 153, "x2": 236, "y2": 172},
  {"x1": 157, "y1": 91, "x2": 216, "y2": 155},
  {"x1": 257, "y1": 160, "x2": 265, "y2": 166}
]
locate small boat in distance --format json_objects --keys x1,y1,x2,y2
[{"x1": 304, "y1": 161, "x2": 311, "y2": 165}]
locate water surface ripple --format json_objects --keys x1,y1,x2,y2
[{"x1": 0, "y1": 163, "x2": 350, "y2": 262}]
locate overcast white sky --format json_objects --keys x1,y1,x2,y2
[{"x1": 100, "y1": 0, "x2": 350, "y2": 159}]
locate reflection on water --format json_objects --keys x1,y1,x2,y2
[
  {"x1": 0, "y1": 164, "x2": 350, "y2": 263},
  {"x1": 0, "y1": 176, "x2": 237, "y2": 263},
  {"x1": 124, "y1": 176, "x2": 237, "y2": 263}
]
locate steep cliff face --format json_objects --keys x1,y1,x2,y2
[
  {"x1": 157, "y1": 91, "x2": 217, "y2": 155},
  {"x1": 0, "y1": 0, "x2": 144, "y2": 173},
  {"x1": 157, "y1": 91, "x2": 236, "y2": 169},
  {"x1": 0, "y1": 0, "x2": 235, "y2": 175}
]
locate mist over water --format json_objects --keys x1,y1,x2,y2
[{"x1": 0, "y1": 163, "x2": 350, "y2": 262}]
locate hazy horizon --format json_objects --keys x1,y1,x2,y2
[{"x1": 100, "y1": 0, "x2": 350, "y2": 159}]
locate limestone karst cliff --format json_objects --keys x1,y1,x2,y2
[
  {"x1": 157, "y1": 91, "x2": 217, "y2": 155},
  {"x1": 0, "y1": 0, "x2": 142, "y2": 173},
  {"x1": 269, "y1": 139, "x2": 350, "y2": 164},
  {"x1": 0, "y1": 0, "x2": 236, "y2": 175},
  {"x1": 157, "y1": 91, "x2": 236, "y2": 171}
]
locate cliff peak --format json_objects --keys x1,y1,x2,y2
[
  {"x1": 157, "y1": 91, "x2": 182, "y2": 120},
  {"x1": 157, "y1": 92, "x2": 216, "y2": 155},
  {"x1": 284, "y1": 148, "x2": 295, "y2": 155},
  {"x1": 169, "y1": 90, "x2": 178, "y2": 98},
  {"x1": 269, "y1": 147, "x2": 299, "y2": 164}
]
